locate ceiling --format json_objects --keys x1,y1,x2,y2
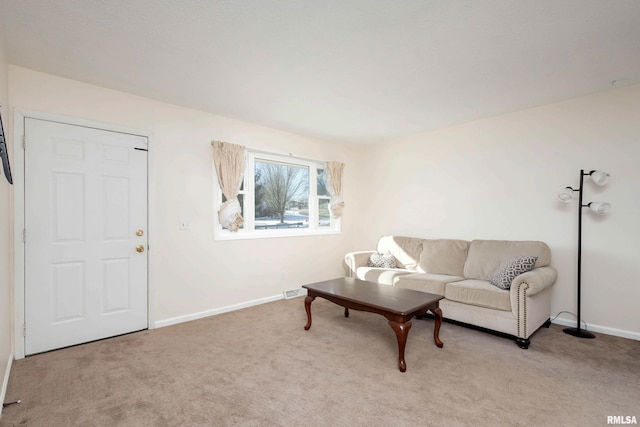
[{"x1": 1, "y1": 1, "x2": 639, "y2": 144}]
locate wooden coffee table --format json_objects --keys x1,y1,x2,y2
[{"x1": 302, "y1": 277, "x2": 444, "y2": 372}]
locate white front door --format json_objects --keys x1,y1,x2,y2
[{"x1": 24, "y1": 118, "x2": 148, "y2": 355}]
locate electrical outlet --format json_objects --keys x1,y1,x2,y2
[
  {"x1": 280, "y1": 270, "x2": 286, "y2": 280},
  {"x1": 179, "y1": 219, "x2": 190, "y2": 230}
]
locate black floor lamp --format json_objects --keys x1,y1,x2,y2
[{"x1": 557, "y1": 169, "x2": 610, "y2": 339}]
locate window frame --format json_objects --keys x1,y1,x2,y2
[{"x1": 214, "y1": 150, "x2": 341, "y2": 240}]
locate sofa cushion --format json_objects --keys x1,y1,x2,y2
[
  {"x1": 489, "y1": 256, "x2": 538, "y2": 289},
  {"x1": 418, "y1": 239, "x2": 470, "y2": 276},
  {"x1": 445, "y1": 279, "x2": 511, "y2": 311},
  {"x1": 355, "y1": 267, "x2": 414, "y2": 286},
  {"x1": 394, "y1": 273, "x2": 464, "y2": 296},
  {"x1": 367, "y1": 252, "x2": 397, "y2": 269},
  {"x1": 463, "y1": 240, "x2": 551, "y2": 280},
  {"x1": 376, "y1": 236, "x2": 423, "y2": 270}
]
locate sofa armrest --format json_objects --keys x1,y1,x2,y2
[
  {"x1": 510, "y1": 266, "x2": 557, "y2": 296},
  {"x1": 344, "y1": 251, "x2": 375, "y2": 277},
  {"x1": 510, "y1": 266, "x2": 557, "y2": 339}
]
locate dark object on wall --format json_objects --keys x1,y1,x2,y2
[{"x1": 0, "y1": 109, "x2": 13, "y2": 184}]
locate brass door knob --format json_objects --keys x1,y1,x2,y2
[
  {"x1": 136, "y1": 245, "x2": 145, "y2": 253},
  {"x1": 136, "y1": 229, "x2": 144, "y2": 237}
]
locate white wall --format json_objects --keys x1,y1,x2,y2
[
  {"x1": 358, "y1": 83, "x2": 640, "y2": 338},
  {"x1": 0, "y1": 34, "x2": 12, "y2": 408},
  {"x1": 8, "y1": 66, "x2": 360, "y2": 326}
]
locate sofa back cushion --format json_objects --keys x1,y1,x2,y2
[
  {"x1": 418, "y1": 239, "x2": 470, "y2": 276},
  {"x1": 376, "y1": 236, "x2": 423, "y2": 270},
  {"x1": 463, "y1": 240, "x2": 552, "y2": 280}
]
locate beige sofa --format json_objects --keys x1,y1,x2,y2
[{"x1": 344, "y1": 236, "x2": 557, "y2": 348}]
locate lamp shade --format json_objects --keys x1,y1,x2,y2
[
  {"x1": 557, "y1": 187, "x2": 575, "y2": 202},
  {"x1": 589, "y1": 170, "x2": 610, "y2": 186},
  {"x1": 587, "y1": 202, "x2": 611, "y2": 215}
]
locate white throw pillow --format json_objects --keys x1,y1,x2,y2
[{"x1": 367, "y1": 252, "x2": 398, "y2": 269}]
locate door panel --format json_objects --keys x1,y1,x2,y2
[{"x1": 25, "y1": 118, "x2": 148, "y2": 355}]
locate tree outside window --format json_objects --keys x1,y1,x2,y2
[{"x1": 255, "y1": 161, "x2": 309, "y2": 228}]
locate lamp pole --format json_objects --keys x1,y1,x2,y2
[{"x1": 563, "y1": 169, "x2": 596, "y2": 339}]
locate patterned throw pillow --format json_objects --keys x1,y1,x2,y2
[
  {"x1": 489, "y1": 256, "x2": 538, "y2": 290},
  {"x1": 367, "y1": 252, "x2": 398, "y2": 269}
]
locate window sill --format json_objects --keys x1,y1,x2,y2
[{"x1": 214, "y1": 227, "x2": 341, "y2": 241}]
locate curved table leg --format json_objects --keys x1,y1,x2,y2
[
  {"x1": 430, "y1": 306, "x2": 444, "y2": 348},
  {"x1": 304, "y1": 295, "x2": 316, "y2": 330},
  {"x1": 388, "y1": 320, "x2": 412, "y2": 372}
]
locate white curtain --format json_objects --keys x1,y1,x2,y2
[
  {"x1": 212, "y1": 140, "x2": 245, "y2": 231},
  {"x1": 326, "y1": 161, "x2": 345, "y2": 218}
]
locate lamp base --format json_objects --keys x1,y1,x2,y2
[{"x1": 563, "y1": 327, "x2": 596, "y2": 339}]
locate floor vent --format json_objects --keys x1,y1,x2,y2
[{"x1": 283, "y1": 288, "x2": 307, "y2": 299}]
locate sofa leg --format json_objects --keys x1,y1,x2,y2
[
  {"x1": 543, "y1": 318, "x2": 552, "y2": 328},
  {"x1": 516, "y1": 338, "x2": 530, "y2": 349}
]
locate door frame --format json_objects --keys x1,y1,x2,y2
[{"x1": 12, "y1": 109, "x2": 156, "y2": 359}]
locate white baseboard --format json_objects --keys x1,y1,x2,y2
[
  {"x1": 1, "y1": 353, "x2": 14, "y2": 418},
  {"x1": 552, "y1": 317, "x2": 640, "y2": 341},
  {"x1": 154, "y1": 294, "x2": 283, "y2": 329}
]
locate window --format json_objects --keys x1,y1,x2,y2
[{"x1": 215, "y1": 150, "x2": 341, "y2": 239}]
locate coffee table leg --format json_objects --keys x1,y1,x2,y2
[
  {"x1": 388, "y1": 320, "x2": 412, "y2": 372},
  {"x1": 304, "y1": 296, "x2": 316, "y2": 330},
  {"x1": 430, "y1": 306, "x2": 444, "y2": 348},
  {"x1": 344, "y1": 307, "x2": 349, "y2": 318}
]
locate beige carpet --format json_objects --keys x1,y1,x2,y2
[{"x1": 1, "y1": 297, "x2": 638, "y2": 426}]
